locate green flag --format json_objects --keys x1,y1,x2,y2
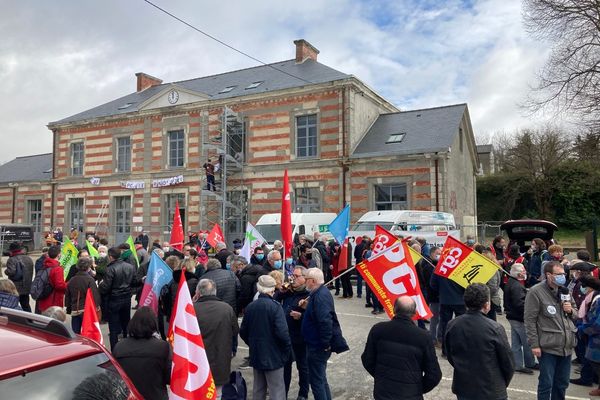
[
  {"x1": 127, "y1": 235, "x2": 140, "y2": 268},
  {"x1": 86, "y1": 240, "x2": 99, "y2": 259},
  {"x1": 59, "y1": 237, "x2": 79, "y2": 279}
]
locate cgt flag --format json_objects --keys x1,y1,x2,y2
[
  {"x1": 435, "y1": 236, "x2": 502, "y2": 288},
  {"x1": 206, "y1": 224, "x2": 224, "y2": 249},
  {"x1": 139, "y1": 252, "x2": 174, "y2": 314},
  {"x1": 59, "y1": 237, "x2": 79, "y2": 279},
  {"x1": 80, "y1": 288, "x2": 103, "y2": 345},
  {"x1": 169, "y1": 270, "x2": 216, "y2": 400},
  {"x1": 370, "y1": 225, "x2": 423, "y2": 265},
  {"x1": 357, "y1": 240, "x2": 432, "y2": 320}
]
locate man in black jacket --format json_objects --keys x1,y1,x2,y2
[
  {"x1": 362, "y1": 296, "x2": 442, "y2": 400},
  {"x1": 445, "y1": 283, "x2": 514, "y2": 400},
  {"x1": 99, "y1": 247, "x2": 137, "y2": 350},
  {"x1": 503, "y1": 263, "x2": 537, "y2": 374}
]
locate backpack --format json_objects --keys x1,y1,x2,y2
[
  {"x1": 221, "y1": 370, "x2": 247, "y2": 400},
  {"x1": 30, "y1": 268, "x2": 53, "y2": 300}
]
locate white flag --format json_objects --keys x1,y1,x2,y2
[{"x1": 240, "y1": 222, "x2": 267, "y2": 262}]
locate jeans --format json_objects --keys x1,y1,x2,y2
[
  {"x1": 355, "y1": 270, "x2": 363, "y2": 298},
  {"x1": 108, "y1": 295, "x2": 131, "y2": 350},
  {"x1": 206, "y1": 175, "x2": 216, "y2": 191},
  {"x1": 429, "y1": 302, "x2": 441, "y2": 341},
  {"x1": 537, "y1": 352, "x2": 571, "y2": 400},
  {"x1": 284, "y1": 342, "x2": 309, "y2": 399},
  {"x1": 440, "y1": 304, "x2": 466, "y2": 353},
  {"x1": 71, "y1": 314, "x2": 83, "y2": 334},
  {"x1": 508, "y1": 320, "x2": 536, "y2": 368},
  {"x1": 307, "y1": 346, "x2": 332, "y2": 400},
  {"x1": 19, "y1": 294, "x2": 31, "y2": 312},
  {"x1": 253, "y1": 367, "x2": 285, "y2": 400}
]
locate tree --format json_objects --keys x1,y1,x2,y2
[
  {"x1": 572, "y1": 130, "x2": 600, "y2": 164},
  {"x1": 523, "y1": 0, "x2": 600, "y2": 127}
]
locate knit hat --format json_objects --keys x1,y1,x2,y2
[
  {"x1": 257, "y1": 275, "x2": 276, "y2": 293},
  {"x1": 8, "y1": 242, "x2": 22, "y2": 251}
]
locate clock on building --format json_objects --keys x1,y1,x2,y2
[{"x1": 167, "y1": 89, "x2": 179, "y2": 104}]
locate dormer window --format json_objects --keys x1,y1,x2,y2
[
  {"x1": 245, "y1": 81, "x2": 263, "y2": 90},
  {"x1": 386, "y1": 133, "x2": 405, "y2": 144},
  {"x1": 219, "y1": 86, "x2": 236, "y2": 94}
]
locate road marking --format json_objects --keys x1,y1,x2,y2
[{"x1": 440, "y1": 377, "x2": 588, "y2": 400}]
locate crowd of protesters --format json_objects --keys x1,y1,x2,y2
[{"x1": 1, "y1": 227, "x2": 599, "y2": 400}]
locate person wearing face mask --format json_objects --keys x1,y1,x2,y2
[
  {"x1": 445, "y1": 283, "x2": 514, "y2": 400},
  {"x1": 264, "y1": 249, "x2": 283, "y2": 273},
  {"x1": 526, "y1": 238, "x2": 549, "y2": 287},
  {"x1": 525, "y1": 260, "x2": 578, "y2": 400},
  {"x1": 504, "y1": 263, "x2": 538, "y2": 374},
  {"x1": 250, "y1": 247, "x2": 267, "y2": 267},
  {"x1": 491, "y1": 235, "x2": 507, "y2": 263},
  {"x1": 465, "y1": 235, "x2": 476, "y2": 248}
]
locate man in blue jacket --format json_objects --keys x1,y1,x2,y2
[
  {"x1": 240, "y1": 275, "x2": 291, "y2": 400},
  {"x1": 430, "y1": 271, "x2": 465, "y2": 355},
  {"x1": 301, "y1": 268, "x2": 349, "y2": 400}
]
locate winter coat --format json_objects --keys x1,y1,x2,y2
[
  {"x1": 65, "y1": 271, "x2": 101, "y2": 315},
  {"x1": 527, "y1": 250, "x2": 548, "y2": 282},
  {"x1": 201, "y1": 267, "x2": 240, "y2": 313},
  {"x1": 583, "y1": 292, "x2": 600, "y2": 363},
  {"x1": 240, "y1": 293, "x2": 292, "y2": 370},
  {"x1": 301, "y1": 285, "x2": 349, "y2": 353},
  {"x1": 503, "y1": 277, "x2": 527, "y2": 322},
  {"x1": 5, "y1": 253, "x2": 34, "y2": 295},
  {"x1": 34, "y1": 254, "x2": 46, "y2": 274},
  {"x1": 429, "y1": 274, "x2": 464, "y2": 305},
  {"x1": 238, "y1": 264, "x2": 268, "y2": 311},
  {"x1": 98, "y1": 259, "x2": 136, "y2": 298},
  {"x1": 362, "y1": 315, "x2": 442, "y2": 400},
  {"x1": 445, "y1": 310, "x2": 514, "y2": 400},
  {"x1": 113, "y1": 337, "x2": 171, "y2": 400},
  {"x1": 415, "y1": 259, "x2": 434, "y2": 304},
  {"x1": 161, "y1": 270, "x2": 198, "y2": 320},
  {"x1": 0, "y1": 292, "x2": 21, "y2": 310},
  {"x1": 274, "y1": 287, "x2": 310, "y2": 345},
  {"x1": 524, "y1": 281, "x2": 578, "y2": 356},
  {"x1": 194, "y1": 295, "x2": 239, "y2": 385},
  {"x1": 487, "y1": 270, "x2": 502, "y2": 307},
  {"x1": 37, "y1": 258, "x2": 67, "y2": 312},
  {"x1": 215, "y1": 249, "x2": 233, "y2": 269}
]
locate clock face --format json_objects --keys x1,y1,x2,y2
[{"x1": 167, "y1": 89, "x2": 179, "y2": 104}]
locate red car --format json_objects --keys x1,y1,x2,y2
[{"x1": 0, "y1": 307, "x2": 142, "y2": 399}]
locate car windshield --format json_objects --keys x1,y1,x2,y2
[
  {"x1": 2, "y1": 352, "x2": 131, "y2": 400},
  {"x1": 255, "y1": 224, "x2": 295, "y2": 244}
]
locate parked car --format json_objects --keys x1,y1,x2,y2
[
  {"x1": 0, "y1": 224, "x2": 35, "y2": 253},
  {"x1": 0, "y1": 307, "x2": 142, "y2": 399},
  {"x1": 500, "y1": 219, "x2": 558, "y2": 252}
]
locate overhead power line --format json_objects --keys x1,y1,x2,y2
[{"x1": 141, "y1": 0, "x2": 314, "y2": 85}]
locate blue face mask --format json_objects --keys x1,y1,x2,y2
[
  {"x1": 554, "y1": 274, "x2": 566, "y2": 286},
  {"x1": 225, "y1": 263, "x2": 231, "y2": 270},
  {"x1": 256, "y1": 254, "x2": 264, "y2": 261},
  {"x1": 285, "y1": 258, "x2": 293, "y2": 265},
  {"x1": 274, "y1": 260, "x2": 282, "y2": 269}
]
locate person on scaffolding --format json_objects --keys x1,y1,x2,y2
[{"x1": 203, "y1": 158, "x2": 216, "y2": 191}]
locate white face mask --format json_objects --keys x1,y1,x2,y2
[
  {"x1": 98, "y1": 252, "x2": 107, "y2": 258},
  {"x1": 163, "y1": 247, "x2": 170, "y2": 252}
]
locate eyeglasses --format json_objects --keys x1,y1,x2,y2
[{"x1": 292, "y1": 274, "x2": 303, "y2": 278}]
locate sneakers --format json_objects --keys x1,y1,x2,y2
[
  {"x1": 515, "y1": 367, "x2": 534, "y2": 375},
  {"x1": 570, "y1": 378, "x2": 593, "y2": 387}
]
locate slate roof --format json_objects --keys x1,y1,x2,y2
[
  {"x1": 51, "y1": 59, "x2": 350, "y2": 125},
  {"x1": 0, "y1": 153, "x2": 52, "y2": 184},
  {"x1": 351, "y1": 103, "x2": 468, "y2": 158}
]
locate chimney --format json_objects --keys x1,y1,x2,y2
[
  {"x1": 294, "y1": 39, "x2": 319, "y2": 63},
  {"x1": 135, "y1": 72, "x2": 163, "y2": 92}
]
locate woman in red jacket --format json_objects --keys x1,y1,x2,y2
[{"x1": 37, "y1": 245, "x2": 67, "y2": 313}]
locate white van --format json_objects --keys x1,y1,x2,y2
[
  {"x1": 349, "y1": 210, "x2": 460, "y2": 248},
  {"x1": 255, "y1": 213, "x2": 337, "y2": 245}
]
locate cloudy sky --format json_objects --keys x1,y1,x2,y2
[{"x1": 0, "y1": 0, "x2": 555, "y2": 161}]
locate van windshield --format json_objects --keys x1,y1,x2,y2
[
  {"x1": 351, "y1": 222, "x2": 394, "y2": 231},
  {"x1": 255, "y1": 224, "x2": 296, "y2": 244}
]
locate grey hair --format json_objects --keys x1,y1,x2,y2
[
  {"x1": 196, "y1": 279, "x2": 217, "y2": 296},
  {"x1": 42, "y1": 306, "x2": 67, "y2": 322},
  {"x1": 231, "y1": 255, "x2": 248, "y2": 266},
  {"x1": 206, "y1": 259, "x2": 221, "y2": 271},
  {"x1": 216, "y1": 242, "x2": 227, "y2": 251},
  {"x1": 306, "y1": 268, "x2": 324, "y2": 284},
  {"x1": 267, "y1": 249, "x2": 280, "y2": 262},
  {"x1": 294, "y1": 265, "x2": 308, "y2": 276},
  {"x1": 510, "y1": 263, "x2": 526, "y2": 278}
]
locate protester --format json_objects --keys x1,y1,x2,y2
[
  {"x1": 203, "y1": 158, "x2": 216, "y2": 191},
  {"x1": 238, "y1": 254, "x2": 268, "y2": 312},
  {"x1": 465, "y1": 235, "x2": 476, "y2": 248},
  {"x1": 240, "y1": 275, "x2": 292, "y2": 400},
  {"x1": 353, "y1": 236, "x2": 369, "y2": 299},
  {"x1": 65, "y1": 257, "x2": 101, "y2": 334},
  {"x1": 580, "y1": 275, "x2": 600, "y2": 396},
  {"x1": 0, "y1": 279, "x2": 21, "y2": 310},
  {"x1": 34, "y1": 247, "x2": 49, "y2": 275},
  {"x1": 362, "y1": 296, "x2": 442, "y2": 400},
  {"x1": 5, "y1": 242, "x2": 34, "y2": 312},
  {"x1": 482, "y1": 248, "x2": 503, "y2": 321},
  {"x1": 42, "y1": 306, "x2": 67, "y2": 322},
  {"x1": 425, "y1": 246, "x2": 442, "y2": 345},
  {"x1": 99, "y1": 247, "x2": 137, "y2": 349},
  {"x1": 215, "y1": 242, "x2": 233, "y2": 270},
  {"x1": 202, "y1": 258, "x2": 240, "y2": 313},
  {"x1": 527, "y1": 238, "x2": 548, "y2": 286},
  {"x1": 525, "y1": 260, "x2": 578, "y2": 400},
  {"x1": 160, "y1": 256, "x2": 198, "y2": 320},
  {"x1": 503, "y1": 263, "x2": 537, "y2": 374},
  {"x1": 37, "y1": 245, "x2": 67, "y2": 314},
  {"x1": 274, "y1": 266, "x2": 311, "y2": 400},
  {"x1": 301, "y1": 268, "x2": 349, "y2": 400},
  {"x1": 445, "y1": 283, "x2": 514, "y2": 400},
  {"x1": 112, "y1": 307, "x2": 171, "y2": 400},
  {"x1": 193, "y1": 279, "x2": 239, "y2": 399},
  {"x1": 491, "y1": 235, "x2": 507, "y2": 263}
]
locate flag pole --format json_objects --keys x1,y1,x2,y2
[{"x1": 323, "y1": 264, "x2": 357, "y2": 287}]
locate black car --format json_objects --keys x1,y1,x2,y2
[{"x1": 500, "y1": 219, "x2": 557, "y2": 252}]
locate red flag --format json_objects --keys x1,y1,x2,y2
[
  {"x1": 371, "y1": 225, "x2": 400, "y2": 259},
  {"x1": 337, "y1": 238, "x2": 350, "y2": 272},
  {"x1": 170, "y1": 201, "x2": 184, "y2": 251},
  {"x1": 281, "y1": 170, "x2": 293, "y2": 258},
  {"x1": 206, "y1": 224, "x2": 224, "y2": 248},
  {"x1": 357, "y1": 241, "x2": 432, "y2": 320},
  {"x1": 80, "y1": 288, "x2": 103, "y2": 345},
  {"x1": 169, "y1": 269, "x2": 216, "y2": 399}
]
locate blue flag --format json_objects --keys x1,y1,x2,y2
[
  {"x1": 139, "y1": 251, "x2": 174, "y2": 313},
  {"x1": 329, "y1": 204, "x2": 350, "y2": 245}
]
